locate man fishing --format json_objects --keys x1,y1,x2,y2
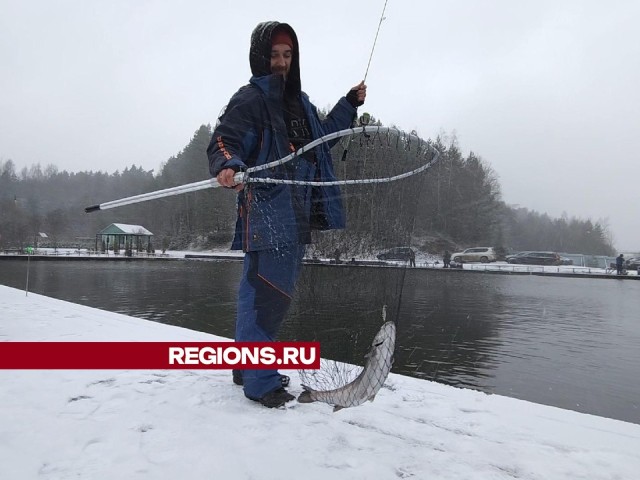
[{"x1": 207, "y1": 21, "x2": 367, "y2": 408}]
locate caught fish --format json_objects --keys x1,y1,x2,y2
[{"x1": 298, "y1": 319, "x2": 396, "y2": 412}]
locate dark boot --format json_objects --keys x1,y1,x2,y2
[
  {"x1": 253, "y1": 388, "x2": 295, "y2": 408},
  {"x1": 232, "y1": 370, "x2": 290, "y2": 387}
]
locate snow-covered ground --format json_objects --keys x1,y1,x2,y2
[{"x1": 1, "y1": 285, "x2": 639, "y2": 479}]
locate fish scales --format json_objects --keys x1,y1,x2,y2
[{"x1": 298, "y1": 321, "x2": 395, "y2": 411}]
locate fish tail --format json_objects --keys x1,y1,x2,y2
[{"x1": 297, "y1": 385, "x2": 316, "y2": 403}]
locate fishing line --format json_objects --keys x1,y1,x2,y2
[{"x1": 356, "y1": 0, "x2": 415, "y2": 331}]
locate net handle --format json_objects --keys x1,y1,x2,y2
[{"x1": 85, "y1": 126, "x2": 436, "y2": 212}]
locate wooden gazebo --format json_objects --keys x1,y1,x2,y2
[{"x1": 96, "y1": 223, "x2": 154, "y2": 253}]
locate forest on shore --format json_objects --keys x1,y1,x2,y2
[{"x1": 0, "y1": 122, "x2": 615, "y2": 258}]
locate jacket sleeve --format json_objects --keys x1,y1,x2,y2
[
  {"x1": 319, "y1": 97, "x2": 357, "y2": 135},
  {"x1": 207, "y1": 88, "x2": 260, "y2": 177}
]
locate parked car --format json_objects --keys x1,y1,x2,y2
[
  {"x1": 505, "y1": 251, "x2": 531, "y2": 263},
  {"x1": 451, "y1": 247, "x2": 497, "y2": 263},
  {"x1": 506, "y1": 251, "x2": 562, "y2": 266},
  {"x1": 377, "y1": 247, "x2": 415, "y2": 262},
  {"x1": 625, "y1": 257, "x2": 640, "y2": 269}
]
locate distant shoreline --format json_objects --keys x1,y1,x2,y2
[{"x1": 2, "y1": 252, "x2": 638, "y2": 281}]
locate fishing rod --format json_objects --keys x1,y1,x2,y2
[
  {"x1": 363, "y1": 0, "x2": 389, "y2": 83},
  {"x1": 85, "y1": 126, "x2": 439, "y2": 213}
]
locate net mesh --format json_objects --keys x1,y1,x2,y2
[{"x1": 277, "y1": 126, "x2": 437, "y2": 409}]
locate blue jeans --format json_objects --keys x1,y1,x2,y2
[{"x1": 235, "y1": 244, "x2": 305, "y2": 399}]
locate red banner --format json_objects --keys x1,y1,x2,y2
[{"x1": 0, "y1": 342, "x2": 320, "y2": 369}]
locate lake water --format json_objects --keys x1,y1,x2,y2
[{"x1": 1, "y1": 258, "x2": 639, "y2": 424}]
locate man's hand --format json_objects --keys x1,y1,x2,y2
[
  {"x1": 346, "y1": 81, "x2": 367, "y2": 107},
  {"x1": 216, "y1": 168, "x2": 244, "y2": 191}
]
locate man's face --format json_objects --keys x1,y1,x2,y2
[{"x1": 270, "y1": 44, "x2": 292, "y2": 79}]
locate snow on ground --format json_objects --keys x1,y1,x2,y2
[{"x1": 1, "y1": 285, "x2": 639, "y2": 479}]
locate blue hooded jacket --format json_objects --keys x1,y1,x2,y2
[{"x1": 207, "y1": 21, "x2": 355, "y2": 251}]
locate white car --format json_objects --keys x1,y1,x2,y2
[{"x1": 451, "y1": 247, "x2": 497, "y2": 263}]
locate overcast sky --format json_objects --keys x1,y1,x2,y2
[{"x1": 1, "y1": 1, "x2": 639, "y2": 250}]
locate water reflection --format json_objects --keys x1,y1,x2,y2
[{"x1": 0, "y1": 259, "x2": 638, "y2": 424}]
